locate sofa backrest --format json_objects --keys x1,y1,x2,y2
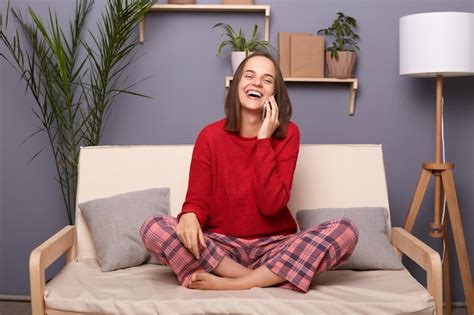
[{"x1": 75, "y1": 144, "x2": 390, "y2": 260}]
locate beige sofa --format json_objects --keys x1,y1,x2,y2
[{"x1": 29, "y1": 144, "x2": 442, "y2": 315}]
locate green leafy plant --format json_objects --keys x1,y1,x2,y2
[
  {"x1": 213, "y1": 22, "x2": 272, "y2": 56},
  {"x1": 0, "y1": 0, "x2": 154, "y2": 224},
  {"x1": 317, "y1": 12, "x2": 360, "y2": 60}
]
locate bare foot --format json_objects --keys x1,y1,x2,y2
[
  {"x1": 188, "y1": 272, "x2": 238, "y2": 290},
  {"x1": 187, "y1": 266, "x2": 286, "y2": 291}
]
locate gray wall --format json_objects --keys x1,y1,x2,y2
[{"x1": 1, "y1": 0, "x2": 473, "y2": 303}]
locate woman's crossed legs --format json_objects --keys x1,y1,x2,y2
[{"x1": 140, "y1": 215, "x2": 358, "y2": 292}]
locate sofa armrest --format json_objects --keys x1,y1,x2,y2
[
  {"x1": 391, "y1": 227, "x2": 442, "y2": 315},
  {"x1": 29, "y1": 225, "x2": 76, "y2": 315}
]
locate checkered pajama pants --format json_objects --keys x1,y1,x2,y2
[{"x1": 140, "y1": 215, "x2": 358, "y2": 293}]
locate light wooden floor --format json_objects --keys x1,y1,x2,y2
[{"x1": 0, "y1": 301, "x2": 469, "y2": 314}]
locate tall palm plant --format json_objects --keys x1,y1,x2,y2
[{"x1": 0, "y1": 0, "x2": 153, "y2": 224}]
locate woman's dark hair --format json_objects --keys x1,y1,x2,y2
[{"x1": 224, "y1": 51, "x2": 292, "y2": 139}]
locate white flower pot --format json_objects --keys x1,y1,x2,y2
[{"x1": 231, "y1": 51, "x2": 247, "y2": 73}]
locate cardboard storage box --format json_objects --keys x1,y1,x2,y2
[
  {"x1": 278, "y1": 32, "x2": 311, "y2": 77},
  {"x1": 290, "y1": 34, "x2": 325, "y2": 78},
  {"x1": 278, "y1": 32, "x2": 325, "y2": 78}
]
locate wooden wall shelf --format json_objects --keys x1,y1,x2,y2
[
  {"x1": 139, "y1": 4, "x2": 270, "y2": 43},
  {"x1": 140, "y1": 5, "x2": 359, "y2": 115},
  {"x1": 225, "y1": 76, "x2": 359, "y2": 115}
]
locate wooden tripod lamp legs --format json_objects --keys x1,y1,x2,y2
[
  {"x1": 404, "y1": 168, "x2": 431, "y2": 232},
  {"x1": 404, "y1": 164, "x2": 474, "y2": 315},
  {"x1": 441, "y1": 170, "x2": 474, "y2": 314},
  {"x1": 443, "y1": 213, "x2": 452, "y2": 315}
]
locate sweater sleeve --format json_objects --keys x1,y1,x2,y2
[
  {"x1": 178, "y1": 130, "x2": 212, "y2": 228},
  {"x1": 253, "y1": 124, "x2": 300, "y2": 216}
]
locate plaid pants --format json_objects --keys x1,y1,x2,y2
[{"x1": 140, "y1": 215, "x2": 358, "y2": 293}]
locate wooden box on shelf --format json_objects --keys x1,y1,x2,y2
[
  {"x1": 278, "y1": 32, "x2": 311, "y2": 77},
  {"x1": 278, "y1": 32, "x2": 325, "y2": 78},
  {"x1": 290, "y1": 34, "x2": 325, "y2": 78}
]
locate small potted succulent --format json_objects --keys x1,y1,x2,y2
[
  {"x1": 213, "y1": 22, "x2": 273, "y2": 73},
  {"x1": 317, "y1": 12, "x2": 360, "y2": 78}
]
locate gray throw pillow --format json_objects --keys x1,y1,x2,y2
[
  {"x1": 78, "y1": 188, "x2": 170, "y2": 272},
  {"x1": 296, "y1": 207, "x2": 404, "y2": 270}
]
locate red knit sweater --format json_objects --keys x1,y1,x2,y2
[{"x1": 179, "y1": 119, "x2": 300, "y2": 239}]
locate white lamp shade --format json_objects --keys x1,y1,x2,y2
[{"x1": 399, "y1": 12, "x2": 474, "y2": 77}]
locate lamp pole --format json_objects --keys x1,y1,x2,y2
[{"x1": 430, "y1": 75, "x2": 443, "y2": 239}]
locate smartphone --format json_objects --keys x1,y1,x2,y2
[
  {"x1": 262, "y1": 101, "x2": 271, "y2": 121},
  {"x1": 261, "y1": 93, "x2": 276, "y2": 121}
]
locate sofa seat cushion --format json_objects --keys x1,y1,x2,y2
[{"x1": 45, "y1": 259, "x2": 434, "y2": 315}]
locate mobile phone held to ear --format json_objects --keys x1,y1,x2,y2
[
  {"x1": 261, "y1": 92, "x2": 277, "y2": 121},
  {"x1": 261, "y1": 100, "x2": 273, "y2": 121}
]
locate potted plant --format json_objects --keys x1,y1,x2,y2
[
  {"x1": 317, "y1": 12, "x2": 360, "y2": 79},
  {"x1": 213, "y1": 22, "x2": 273, "y2": 73},
  {"x1": 0, "y1": 0, "x2": 153, "y2": 224}
]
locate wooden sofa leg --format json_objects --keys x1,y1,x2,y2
[{"x1": 30, "y1": 250, "x2": 46, "y2": 315}]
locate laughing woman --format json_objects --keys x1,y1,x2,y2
[{"x1": 140, "y1": 52, "x2": 358, "y2": 292}]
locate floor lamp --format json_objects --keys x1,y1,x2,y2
[{"x1": 399, "y1": 12, "x2": 474, "y2": 315}]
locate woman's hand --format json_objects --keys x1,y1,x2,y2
[
  {"x1": 257, "y1": 95, "x2": 280, "y2": 139},
  {"x1": 176, "y1": 212, "x2": 207, "y2": 259}
]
